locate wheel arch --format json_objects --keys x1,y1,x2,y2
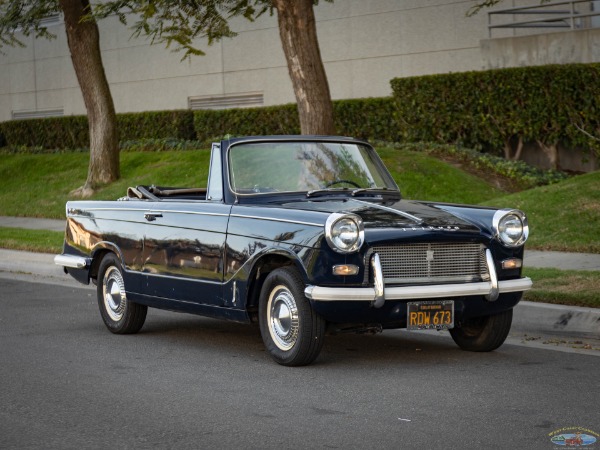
[
  {"x1": 89, "y1": 242, "x2": 125, "y2": 282},
  {"x1": 244, "y1": 250, "x2": 309, "y2": 319}
]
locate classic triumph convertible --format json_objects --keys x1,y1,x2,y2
[{"x1": 55, "y1": 135, "x2": 532, "y2": 366}]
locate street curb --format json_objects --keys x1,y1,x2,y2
[{"x1": 513, "y1": 301, "x2": 600, "y2": 339}]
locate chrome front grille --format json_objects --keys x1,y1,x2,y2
[{"x1": 372, "y1": 243, "x2": 488, "y2": 284}]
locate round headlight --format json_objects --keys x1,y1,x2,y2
[
  {"x1": 493, "y1": 209, "x2": 528, "y2": 247},
  {"x1": 325, "y1": 213, "x2": 364, "y2": 253}
]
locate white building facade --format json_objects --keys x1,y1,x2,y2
[{"x1": 1, "y1": 0, "x2": 600, "y2": 122}]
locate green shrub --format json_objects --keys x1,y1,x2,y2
[
  {"x1": 391, "y1": 64, "x2": 600, "y2": 160},
  {"x1": 333, "y1": 97, "x2": 398, "y2": 141},
  {"x1": 0, "y1": 116, "x2": 89, "y2": 149},
  {"x1": 193, "y1": 97, "x2": 398, "y2": 142},
  {"x1": 0, "y1": 110, "x2": 196, "y2": 149},
  {"x1": 118, "y1": 110, "x2": 195, "y2": 141},
  {"x1": 194, "y1": 104, "x2": 300, "y2": 142}
]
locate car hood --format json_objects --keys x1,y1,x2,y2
[{"x1": 281, "y1": 198, "x2": 483, "y2": 233}]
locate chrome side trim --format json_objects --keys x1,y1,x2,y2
[
  {"x1": 144, "y1": 210, "x2": 229, "y2": 217},
  {"x1": 484, "y1": 248, "x2": 499, "y2": 301},
  {"x1": 69, "y1": 207, "x2": 230, "y2": 218},
  {"x1": 371, "y1": 253, "x2": 385, "y2": 308},
  {"x1": 304, "y1": 277, "x2": 532, "y2": 302},
  {"x1": 230, "y1": 214, "x2": 322, "y2": 227},
  {"x1": 136, "y1": 270, "x2": 223, "y2": 285},
  {"x1": 54, "y1": 254, "x2": 90, "y2": 269}
]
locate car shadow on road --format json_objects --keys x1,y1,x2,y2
[{"x1": 128, "y1": 309, "x2": 516, "y2": 368}]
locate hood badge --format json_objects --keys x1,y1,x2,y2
[{"x1": 400, "y1": 225, "x2": 460, "y2": 232}]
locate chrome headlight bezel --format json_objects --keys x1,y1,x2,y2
[
  {"x1": 325, "y1": 213, "x2": 364, "y2": 254},
  {"x1": 492, "y1": 209, "x2": 529, "y2": 248}
]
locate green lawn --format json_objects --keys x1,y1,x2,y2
[
  {"x1": 0, "y1": 227, "x2": 63, "y2": 253},
  {"x1": 0, "y1": 150, "x2": 211, "y2": 218},
  {"x1": 1, "y1": 148, "x2": 598, "y2": 253},
  {"x1": 481, "y1": 171, "x2": 600, "y2": 253},
  {"x1": 523, "y1": 267, "x2": 600, "y2": 308},
  {"x1": 377, "y1": 147, "x2": 506, "y2": 204}
]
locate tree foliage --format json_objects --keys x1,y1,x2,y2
[
  {"x1": 91, "y1": 0, "x2": 269, "y2": 59},
  {"x1": 92, "y1": 0, "x2": 336, "y2": 134},
  {"x1": 0, "y1": 1, "x2": 61, "y2": 48},
  {"x1": 467, "y1": 0, "x2": 550, "y2": 17}
]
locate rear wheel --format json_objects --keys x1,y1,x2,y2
[
  {"x1": 97, "y1": 254, "x2": 147, "y2": 334},
  {"x1": 449, "y1": 309, "x2": 512, "y2": 352},
  {"x1": 259, "y1": 267, "x2": 326, "y2": 366}
]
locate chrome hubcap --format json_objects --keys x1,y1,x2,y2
[
  {"x1": 268, "y1": 285, "x2": 299, "y2": 351},
  {"x1": 103, "y1": 266, "x2": 126, "y2": 322}
]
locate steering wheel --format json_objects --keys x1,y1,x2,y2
[{"x1": 324, "y1": 179, "x2": 361, "y2": 188}]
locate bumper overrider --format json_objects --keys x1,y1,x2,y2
[{"x1": 304, "y1": 249, "x2": 532, "y2": 308}]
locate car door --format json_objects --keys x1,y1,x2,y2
[{"x1": 141, "y1": 202, "x2": 232, "y2": 306}]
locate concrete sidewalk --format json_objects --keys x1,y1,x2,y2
[
  {"x1": 525, "y1": 250, "x2": 600, "y2": 271},
  {"x1": 0, "y1": 216, "x2": 66, "y2": 232}
]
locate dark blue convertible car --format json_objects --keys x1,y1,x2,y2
[{"x1": 55, "y1": 136, "x2": 532, "y2": 365}]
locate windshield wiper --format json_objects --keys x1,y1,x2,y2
[
  {"x1": 351, "y1": 188, "x2": 398, "y2": 197},
  {"x1": 306, "y1": 188, "x2": 350, "y2": 198},
  {"x1": 306, "y1": 187, "x2": 399, "y2": 199}
]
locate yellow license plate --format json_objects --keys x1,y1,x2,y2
[{"x1": 407, "y1": 300, "x2": 454, "y2": 330}]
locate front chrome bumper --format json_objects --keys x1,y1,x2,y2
[
  {"x1": 304, "y1": 277, "x2": 532, "y2": 302},
  {"x1": 304, "y1": 249, "x2": 532, "y2": 307}
]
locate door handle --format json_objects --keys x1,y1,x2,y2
[{"x1": 144, "y1": 212, "x2": 163, "y2": 222}]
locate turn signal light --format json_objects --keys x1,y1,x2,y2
[
  {"x1": 501, "y1": 258, "x2": 522, "y2": 270},
  {"x1": 333, "y1": 265, "x2": 359, "y2": 276}
]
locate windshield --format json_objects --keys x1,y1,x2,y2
[{"x1": 228, "y1": 141, "x2": 397, "y2": 195}]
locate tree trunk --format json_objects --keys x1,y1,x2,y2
[
  {"x1": 273, "y1": 0, "x2": 335, "y2": 135},
  {"x1": 60, "y1": 0, "x2": 119, "y2": 197},
  {"x1": 513, "y1": 135, "x2": 524, "y2": 161},
  {"x1": 503, "y1": 138, "x2": 511, "y2": 160},
  {"x1": 537, "y1": 140, "x2": 560, "y2": 170},
  {"x1": 503, "y1": 135, "x2": 524, "y2": 161}
]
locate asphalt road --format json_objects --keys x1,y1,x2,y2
[{"x1": 1, "y1": 278, "x2": 599, "y2": 450}]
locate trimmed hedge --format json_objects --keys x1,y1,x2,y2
[
  {"x1": 334, "y1": 97, "x2": 398, "y2": 142},
  {"x1": 0, "y1": 110, "x2": 195, "y2": 149},
  {"x1": 1, "y1": 98, "x2": 398, "y2": 149},
  {"x1": 193, "y1": 97, "x2": 398, "y2": 143},
  {"x1": 118, "y1": 110, "x2": 195, "y2": 141},
  {"x1": 0, "y1": 115, "x2": 89, "y2": 149},
  {"x1": 391, "y1": 63, "x2": 600, "y2": 158},
  {"x1": 193, "y1": 104, "x2": 300, "y2": 142},
  {"x1": 5, "y1": 62, "x2": 599, "y2": 160}
]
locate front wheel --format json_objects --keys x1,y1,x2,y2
[
  {"x1": 259, "y1": 267, "x2": 326, "y2": 366},
  {"x1": 449, "y1": 309, "x2": 513, "y2": 352},
  {"x1": 97, "y1": 253, "x2": 147, "y2": 334}
]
